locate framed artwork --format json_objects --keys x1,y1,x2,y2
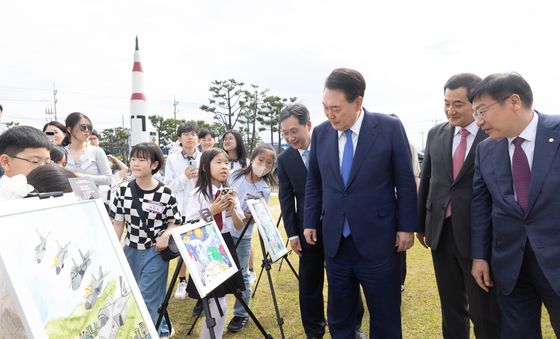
[
  {"x1": 246, "y1": 198, "x2": 288, "y2": 262},
  {"x1": 0, "y1": 195, "x2": 158, "y2": 338},
  {"x1": 171, "y1": 220, "x2": 238, "y2": 298}
]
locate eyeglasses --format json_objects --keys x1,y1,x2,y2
[
  {"x1": 472, "y1": 95, "x2": 512, "y2": 120},
  {"x1": 281, "y1": 127, "x2": 301, "y2": 139},
  {"x1": 79, "y1": 124, "x2": 93, "y2": 132},
  {"x1": 9, "y1": 155, "x2": 51, "y2": 168}
]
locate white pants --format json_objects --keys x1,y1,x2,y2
[{"x1": 200, "y1": 296, "x2": 227, "y2": 339}]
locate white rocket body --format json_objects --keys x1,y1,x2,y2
[{"x1": 130, "y1": 37, "x2": 158, "y2": 146}]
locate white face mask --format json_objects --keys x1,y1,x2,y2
[{"x1": 252, "y1": 164, "x2": 271, "y2": 177}]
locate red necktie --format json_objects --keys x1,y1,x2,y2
[
  {"x1": 446, "y1": 128, "x2": 470, "y2": 218},
  {"x1": 512, "y1": 137, "x2": 531, "y2": 212},
  {"x1": 213, "y1": 190, "x2": 223, "y2": 230}
]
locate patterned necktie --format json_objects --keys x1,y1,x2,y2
[
  {"x1": 445, "y1": 128, "x2": 470, "y2": 218},
  {"x1": 341, "y1": 129, "x2": 353, "y2": 237},
  {"x1": 213, "y1": 190, "x2": 223, "y2": 230},
  {"x1": 512, "y1": 137, "x2": 531, "y2": 212},
  {"x1": 302, "y1": 150, "x2": 310, "y2": 170}
]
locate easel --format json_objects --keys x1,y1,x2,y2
[
  {"x1": 182, "y1": 216, "x2": 273, "y2": 338},
  {"x1": 252, "y1": 214, "x2": 299, "y2": 298}
]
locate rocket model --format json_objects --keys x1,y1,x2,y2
[{"x1": 130, "y1": 36, "x2": 158, "y2": 146}]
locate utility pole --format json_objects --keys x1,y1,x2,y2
[
  {"x1": 53, "y1": 82, "x2": 58, "y2": 121},
  {"x1": 45, "y1": 107, "x2": 54, "y2": 122},
  {"x1": 173, "y1": 96, "x2": 179, "y2": 119}
]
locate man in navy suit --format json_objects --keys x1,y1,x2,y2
[
  {"x1": 470, "y1": 73, "x2": 560, "y2": 337},
  {"x1": 278, "y1": 103, "x2": 365, "y2": 339},
  {"x1": 304, "y1": 68, "x2": 417, "y2": 338}
]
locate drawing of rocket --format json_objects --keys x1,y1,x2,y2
[{"x1": 129, "y1": 36, "x2": 158, "y2": 147}]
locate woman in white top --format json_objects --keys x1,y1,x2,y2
[
  {"x1": 184, "y1": 148, "x2": 246, "y2": 339},
  {"x1": 62, "y1": 112, "x2": 112, "y2": 186},
  {"x1": 221, "y1": 130, "x2": 248, "y2": 171}
]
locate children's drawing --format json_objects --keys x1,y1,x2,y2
[
  {"x1": 34, "y1": 229, "x2": 50, "y2": 264},
  {"x1": 0, "y1": 196, "x2": 157, "y2": 338},
  {"x1": 246, "y1": 198, "x2": 288, "y2": 262},
  {"x1": 53, "y1": 240, "x2": 70, "y2": 275},
  {"x1": 171, "y1": 220, "x2": 238, "y2": 298},
  {"x1": 70, "y1": 249, "x2": 93, "y2": 290}
]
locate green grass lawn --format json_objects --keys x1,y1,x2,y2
[{"x1": 165, "y1": 194, "x2": 555, "y2": 338}]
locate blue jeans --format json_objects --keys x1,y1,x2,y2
[
  {"x1": 231, "y1": 236, "x2": 251, "y2": 317},
  {"x1": 124, "y1": 245, "x2": 170, "y2": 336}
]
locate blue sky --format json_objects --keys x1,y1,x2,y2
[{"x1": 1, "y1": 0, "x2": 559, "y2": 149}]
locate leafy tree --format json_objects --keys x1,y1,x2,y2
[
  {"x1": 258, "y1": 96, "x2": 297, "y2": 151},
  {"x1": 199, "y1": 79, "x2": 246, "y2": 130},
  {"x1": 100, "y1": 127, "x2": 130, "y2": 162},
  {"x1": 148, "y1": 115, "x2": 185, "y2": 147},
  {"x1": 238, "y1": 85, "x2": 268, "y2": 153},
  {"x1": 5, "y1": 121, "x2": 19, "y2": 128}
]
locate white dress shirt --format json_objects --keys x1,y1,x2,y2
[
  {"x1": 163, "y1": 149, "x2": 201, "y2": 216},
  {"x1": 452, "y1": 120, "x2": 479, "y2": 159},
  {"x1": 337, "y1": 108, "x2": 365, "y2": 168},
  {"x1": 507, "y1": 111, "x2": 538, "y2": 171}
]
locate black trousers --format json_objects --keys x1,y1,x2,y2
[
  {"x1": 299, "y1": 242, "x2": 327, "y2": 337},
  {"x1": 431, "y1": 218, "x2": 501, "y2": 339},
  {"x1": 499, "y1": 245, "x2": 560, "y2": 339}
]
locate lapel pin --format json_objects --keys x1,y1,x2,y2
[{"x1": 549, "y1": 138, "x2": 555, "y2": 143}]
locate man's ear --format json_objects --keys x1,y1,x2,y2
[{"x1": 0, "y1": 154, "x2": 11, "y2": 173}]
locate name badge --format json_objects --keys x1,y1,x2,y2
[{"x1": 145, "y1": 201, "x2": 165, "y2": 214}]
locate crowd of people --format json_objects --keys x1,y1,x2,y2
[{"x1": 1, "y1": 68, "x2": 559, "y2": 339}]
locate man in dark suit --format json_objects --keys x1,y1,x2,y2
[
  {"x1": 470, "y1": 73, "x2": 560, "y2": 338},
  {"x1": 304, "y1": 68, "x2": 417, "y2": 338},
  {"x1": 417, "y1": 73, "x2": 501, "y2": 338},
  {"x1": 278, "y1": 103, "x2": 365, "y2": 339}
]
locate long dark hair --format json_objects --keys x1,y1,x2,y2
[
  {"x1": 222, "y1": 130, "x2": 247, "y2": 168},
  {"x1": 232, "y1": 144, "x2": 278, "y2": 188},
  {"x1": 62, "y1": 112, "x2": 92, "y2": 146},
  {"x1": 196, "y1": 148, "x2": 229, "y2": 202}
]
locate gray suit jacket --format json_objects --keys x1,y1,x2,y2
[{"x1": 417, "y1": 122, "x2": 487, "y2": 258}]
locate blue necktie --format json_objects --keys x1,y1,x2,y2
[
  {"x1": 341, "y1": 129, "x2": 353, "y2": 237},
  {"x1": 302, "y1": 150, "x2": 310, "y2": 170}
]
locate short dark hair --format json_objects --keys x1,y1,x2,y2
[
  {"x1": 42, "y1": 120, "x2": 66, "y2": 133},
  {"x1": 278, "y1": 103, "x2": 310, "y2": 125},
  {"x1": 130, "y1": 142, "x2": 165, "y2": 174},
  {"x1": 177, "y1": 121, "x2": 199, "y2": 137},
  {"x1": 0, "y1": 104, "x2": 3, "y2": 112},
  {"x1": 198, "y1": 128, "x2": 216, "y2": 139},
  {"x1": 469, "y1": 73, "x2": 533, "y2": 108},
  {"x1": 50, "y1": 145, "x2": 68, "y2": 164},
  {"x1": 27, "y1": 164, "x2": 76, "y2": 193},
  {"x1": 0, "y1": 126, "x2": 51, "y2": 156},
  {"x1": 444, "y1": 73, "x2": 482, "y2": 102},
  {"x1": 91, "y1": 130, "x2": 100, "y2": 139},
  {"x1": 324, "y1": 68, "x2": 366, "y2": 102}
]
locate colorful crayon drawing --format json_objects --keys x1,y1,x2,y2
[
  {"x1": 172, "y1": 220, "x2": 238, "y2": 298},
  {"x1": 246, "y1": 198, "x2": 288, "y2": 262}
]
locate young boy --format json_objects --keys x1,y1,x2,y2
[
  {"x1": 163, "y1": 121, "x2": 202, "y2": 300},
  {"x1": 110, "y1": 142, "x2": 181, "y2": 338},
  {"x1": 0, "y1": 126, "x2": 51, "y2": 178}
]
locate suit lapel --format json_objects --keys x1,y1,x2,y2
[
  {"x1": 443, "y1": 124, "x2": 455, "y2": 182},
  {"x1": 346, "y1": 111, "x2": 379, "y2": 188},
  {"x1": 526, "y1": 114, "x2": 560, "y2": 215},
  {"x1": 328, "y1": 126, "x2": 345, "y2": 189},
  {"x1": 290, "y1": 147, "x2": 307, "y2": 175},
  {"x1": 492, "y1": 139, "x2": 524, "y2": 216},
  {"x1": 454, "y1": 128, "x2": 486, "y2": 184}
]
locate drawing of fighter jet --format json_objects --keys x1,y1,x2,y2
[
  {"x1": 70, "y1": 249, "x2": 93, "y2": 290},
  {"x1": 53, "y1": 241, "x2": 70, "y2": 275},
  {"x1": 84, "y1": 266, "x2": 108, "y2": 309},
  {"x1": 34, "y1": 229, "x2": 50, "y2": 263},
  {"x1": 97, "y1": 276, "x2": 131, "y2": 339}
]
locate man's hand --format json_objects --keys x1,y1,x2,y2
[
  {"x1": 289, "y1": 238, "x2": 303, "y2": 257},
  {"x1": 303, "y1": 229, "x2": 317, "y2": 245},
  {"x1": 416, "y1": 232, "x2": 428, "y2": 249},
  {"x1": 395, "y1": 231, "x2": 414, "y2": 252},
  {"x1": 471, "y1": 260, "x2": 493, "y2": 292}
]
